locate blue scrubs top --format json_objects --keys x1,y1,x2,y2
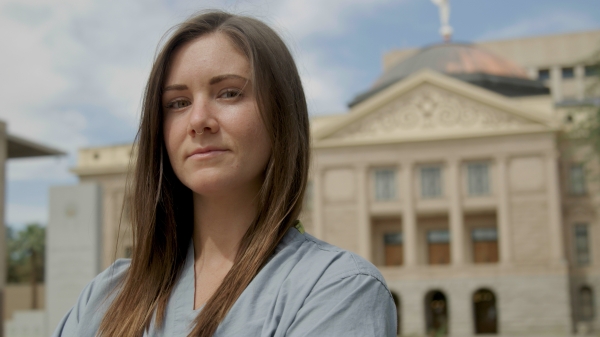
[{"x1": 52, "y1": 224, "x2": 397, "y2": 336}]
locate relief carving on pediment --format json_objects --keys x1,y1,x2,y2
[{"x1": 330, "y1": 84, "x2": 536, "y2": 140}]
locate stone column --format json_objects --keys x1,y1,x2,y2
[
  {"x1": 575, "y1": 65, "x2": 585, "y2": 101},
  {"x1": 356, "y1": 164, "x2": 371, "y2": 261},
  {"x1": 448, "y1": 158, "x2": 465, "y2": 265},
  {"x1": 551, "y1": 66, "x2": 563, "y2": 102},
  {"x1": 402, "y1": 161, "x2": 417, "y2": 267},
  {"x1": 312, "y1": 167, "x2": 324, "y2": 240},
  {"x1": 546, "y1": 151, "x2": 565, "y2": 263},
  {"x1": 403, "y1": 287, "x2": 425, "y2": 335},
  {"x1": 496, "y1": 155, "x2": 512, "y2": 264},
  {"x1": 0, "y1": 122, "x2": 7, "y2": 337}
]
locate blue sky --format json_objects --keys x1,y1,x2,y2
[{"x1": 2, "y1": 0, "x2": 600, "y2": 230}]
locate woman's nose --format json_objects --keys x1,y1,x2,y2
[{"x1": 188, "y1": 98, "x2": 219, "y2": 136}]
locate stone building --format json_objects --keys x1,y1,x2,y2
[{"x1": 71, "y1": 30, "x2": 600, "y2": 336}]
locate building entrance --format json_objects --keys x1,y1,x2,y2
[
  {"x1": 425, "y1": 290, "x2": 448, "y2": 336},
  {"x1": 473, "y1": 289, "x2": 497, "y2": 334}
]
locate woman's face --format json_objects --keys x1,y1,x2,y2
[{"x1": 162, "y1": 33, "x2": 272, "y2": 197}]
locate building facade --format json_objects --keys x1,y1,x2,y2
[{"x1": 71, "y1": 31, "x2": 600, "y2": 336}]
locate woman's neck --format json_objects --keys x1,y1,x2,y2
[{"x1": 191, "y1": 186, "x2": 259, "y2": 264}]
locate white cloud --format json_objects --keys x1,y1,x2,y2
[
  {"x1": 0, "y1": 0, "x2": 408, "y2": 229},
  {"x1": 7, "y1": 157, "x2": 74, "y2": 182},
  {"x1": 477, "y1": 10, "x2": 599, "y2": 41}
]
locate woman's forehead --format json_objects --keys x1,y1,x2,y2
[{"x1": 165, "y1": 33, "x2": 251, "y2": 86}]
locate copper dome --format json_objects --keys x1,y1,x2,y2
[
  {"x1": 349, "y1": 43, "x2": 549, "y2": 107},
  {"x1": 376, "y1": 43, "x2": 529, "y2": 85}
]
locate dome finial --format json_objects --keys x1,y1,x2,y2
[{"x1": 431, "y1": 0, "x2": 453, "y2": 42}]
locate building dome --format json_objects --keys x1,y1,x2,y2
[{"x1": 349, "y1": 42, "x2": 549, "y2": 107}]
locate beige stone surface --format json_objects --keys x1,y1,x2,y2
[{"x1": 3, "y1": 284, "x2": 45, "y2": 321}]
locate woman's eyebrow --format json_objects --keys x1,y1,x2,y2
[
  {"x1": 163, "y1": 84, "x2": 188, "y2": 92},
  {"x1": 209, "y1": 74, "x2": 249, "y2": 85}
]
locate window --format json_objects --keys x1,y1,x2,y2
[
  {"x1": 421, "y1": 166, "x2": 442, "y2": 198},
  {"x1": 374, "y1": 168, "x2": 396, "y2": 201},
  {"x1": 570, "y1": 164, "x2": 586, "y2": 195},
  {"x1": 384, "y1": 232, "x2": 403, "y2": 266},
  {"x1": 467, "y1": 163, "x2": 490, "y2": 196},
  {"x1": 580, "y1": 286, "x2": 595, "y2": 321},
  {"x1": 538, "y1": 69, "x2": 550, "y2": 81},
  {"x1": 124, "y1": 246, "x2": 133, "y2": 258},
  {"x1": 472, "y1": 228, "x2": 498, "y2": 263},
  {"x1": 585, "y1": 65, "x2": 599, "y2": 77},
  {"x1": 575, "y1": 224, "x2": 591, "y2": 266},
  {"x1": 562, "y1": 67, "x2": 575, "y2": 79},
  {"x1": 427, "y1": 229, "x2": 450, "y2": 265}
]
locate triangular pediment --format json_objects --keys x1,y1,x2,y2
[{"x1": 313, "y1": 70, "x2": 557, "y2": 148}]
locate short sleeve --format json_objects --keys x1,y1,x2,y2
[{"x1": 285, "y1": 273, "x2": 397, "y2": 337}]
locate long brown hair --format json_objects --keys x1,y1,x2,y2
[{"x1": 98, "y1": 11, "x2": 309, "y2": 337}]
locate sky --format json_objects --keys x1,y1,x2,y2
[{"x1": 2, "y1": 0, "x2": 600, "y2": 230}]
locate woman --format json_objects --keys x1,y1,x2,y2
[{"x1": 53, "y1": 11, "x2": 396, "y2": 337}]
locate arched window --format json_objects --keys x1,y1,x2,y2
[
  {"x1": 391, "y1": 291, "x2": 401, "y2": 335},
  {"x1": 580, "y1": 286, "x2": 595, "y2": 321},
  {"x1": 425, "y1": 290, "x2": 448, "y2": 336},
  {"x1": 473, "y1": 288, "x2": 497, "y2": 334}
]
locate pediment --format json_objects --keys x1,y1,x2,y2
[{"x1": 314, "y1": 70, "x2": 556, "y2": 147}]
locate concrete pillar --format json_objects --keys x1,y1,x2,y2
[
  {"x1": 402, "y1": 161, "x2": 417, "y2": 267},
  {"x1": 448, "y1": 158, "x2": 465, "y2": 265},
  {"x1": 496, "y1": 155, "x2": 512, "y2": 265},
  {"x1": 575, "y1": 65, "x2": 585, "y2": 101},
  {"x1": 402, "y1": 284, "x2": 425, "y2": 335},
  {"x1": 356, "y1": 164, "x2": 371, "y2": 261},
  {"x1": 546, "y1": 151, "x2": 565, "y2": 263},
  {"x1": 551, "y1": 66, "x2": 563, "y2": 102},
  {"x1": 449, "y1": 284, "x2": 472, "y2": 336},
  {"x1": 0, "y1": 121, "x2": 6, "y2": 337},
  {"x1": 312, "y1": 167, "x2": 324, "y2": 240}
]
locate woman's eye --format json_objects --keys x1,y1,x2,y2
[
  {"x1": 219, "y1": 89, "x2": 242, "y2": 99},
  {"x1": 166, "y1": 100, "x2": 191, "y2": 109}
]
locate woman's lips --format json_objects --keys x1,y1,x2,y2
[{"x1": 188, "y1": 147, "x2": 228, "y2": 159}]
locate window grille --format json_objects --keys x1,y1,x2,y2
[
  {"x1": 575, "y1": 224, "x2": 590, "y2": 266},
  {"x1": 427, "y1": 230, "x2": 450, "y2": 243},
  {"x1": 570, "y1": 164, "x2": 586, "y2": 195},
  {"x1": 467, "y1": 163, "x2": 490, "y2": 196},
  {"x1": 421, "y1": 166, "x2": 442, "y2": 198},
  {"x1": 562, "y1": 67, "x2": 575, "y2": 79},
  {"x1": 471, "y1": 228, "x2": 497, "y2": 242},
  {"x1": 374, "y1": 168, "x2": 396, "y2": 201},
  {"x1": 384, "y1": 232, "x2": 403, "y2": 245}
]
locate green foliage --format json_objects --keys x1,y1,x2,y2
[{"x1": 6, "y1": 223, "x2": 45, "y2": 284}]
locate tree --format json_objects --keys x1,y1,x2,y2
[{"x1": 6, "y1": 223, "x2": 45, "y2": 309}]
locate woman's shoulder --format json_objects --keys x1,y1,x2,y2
[
  {"x1": 51, "y1": 259, "x2": 131, "y2": 337},
  {"x1": 249, "y1": 228, "x2": 397, "y2": 336},
  {"x1": 85, "y1": 258, "x2": 131, "y2": 299},
  {"x1": 276, "y1": 227, "x2": 391, "y2": 295},
  {"x1": 303, "y1": 233, "x2": 388, "y2": 286}
]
